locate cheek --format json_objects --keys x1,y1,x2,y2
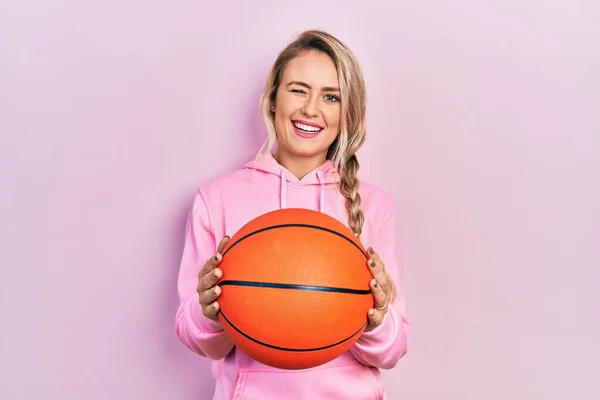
[
  {"x1": 324, "y1": 107, "x2": 341, "y2": 130},
  {"x1": 274, "y1": 107, "x2": 289, "y2": 125},
  {"x1": 276, "y1": 93, "x2": 302, "y2": 116},
  {"x1": 276, "y1": 115, "x2": 292, "y2": 136}
]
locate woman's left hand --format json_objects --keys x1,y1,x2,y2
[{"x1": 364, "y1": 247, "x2": 393, "y2": 332}]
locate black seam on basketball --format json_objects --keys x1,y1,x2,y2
[
  {"x1": 219, "y1": 311, "x2": 367, "y2": 352},
  {"x1": 219, "y1": 280, "x2": 371, "y2": 295},
  {"x1": 222, "y1": 223, "x2": 367, "y2": 258}
]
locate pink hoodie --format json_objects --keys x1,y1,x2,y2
[{"x1": 175, "y1": 153, "x2": 409, "y2": 400}]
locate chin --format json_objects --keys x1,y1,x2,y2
[
  {"x1": 288, "y1": 142, "x2": 327, "y2": 157},
  {"x1": 283, "y1": 145, "x2": 314, "y2": 156},
  {"x1": 288, "y1": 138, "x2": 330, "y2": 157}
]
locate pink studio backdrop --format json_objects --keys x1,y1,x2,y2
[{"x1": 1, "y1": 1, "x2": 599, "y2": 399}]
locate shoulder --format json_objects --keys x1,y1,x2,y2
[
  {"x1": 201, "y1": 167, "x2": 250, "y2": 189},
  {"x1": 358, "y1": 179, "x2": 397, "y2": 215},
  {"x1": 356, "y1": 180, "x2": 399, "y2": 242},
  {"x1": 189, "y1": 166, "x2": 252, "y2": 212}
]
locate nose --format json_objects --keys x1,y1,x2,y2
[{"x1": 302, "y1": 95, "x2": 319, "y2": 118}]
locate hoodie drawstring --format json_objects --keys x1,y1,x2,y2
[
  {"x1": 279, "y1": 168, "x2": 326, "y2": 212},
  {"x1": 316, "y1": 169, "x2": 325, "y2": 212},
  {"x1": 280, "y1": 169, "x2": 287, "y2": 209}
]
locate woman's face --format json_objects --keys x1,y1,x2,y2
[{"x1": 272, "y1": 50, "x2": 341, "y2": 164}]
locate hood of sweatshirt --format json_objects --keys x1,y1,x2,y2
[{"x1": 242, "y1": 152, "x2": 339, "y2": 212}]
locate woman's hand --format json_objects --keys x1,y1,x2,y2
[
  {"x1": 364, "y1": 247, "x2": 394, "y2": 332},
  {"x1": 197, "y1": 236, "x2": 230, "y2": 321}
]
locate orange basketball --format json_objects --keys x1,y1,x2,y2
[{"x1": 216, "y1": 208, "x2": 374, "y2": 370}]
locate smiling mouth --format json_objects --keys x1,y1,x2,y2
[{"x1": 292, "y1": 120, "x2": 324, "y2": 134}]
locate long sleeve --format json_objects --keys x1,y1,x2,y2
[
  {"x1": 350, "y1": 199, "x2": 410, "y2": 369},
  {"x1": 174, "y1": 190, "x2": 234, "y2": 360}
]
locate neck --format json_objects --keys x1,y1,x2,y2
[{"x1": 273, "y1": 150, "x2": 327, "y2": 180}]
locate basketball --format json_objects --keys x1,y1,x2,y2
[{"x1": 216, "y1": 208, "x2": 374, "y2": 370}]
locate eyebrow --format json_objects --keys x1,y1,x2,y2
[{"x1": 286, "y1": 80, "x2": 340, "y2": 92}]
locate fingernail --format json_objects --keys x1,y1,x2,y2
[
  {"x1": 213, "y1": 255, "x2": 218, "y2": 261},
  {"x1": 373, "y1": 281, "x2": 378, "y2": 288},
  {"x1": 368, "y1": 247, "x2": 375, "y2": 254},
  {"x1": 213, "y1": 269, "x2": 220, "y2": 277},
  {"x1": 370, "y1": 260, "x2": 376, "y2": 268},
  {"x1": 369, "y1": 310, "x2": 375, "y2": 317}
]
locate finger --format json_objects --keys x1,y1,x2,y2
[
  {"x1": 370, "y1": 279, "x2": 389, "y2": 310},
  {"x1": 199, "y1": 253, "x2": 220, "y2": 281},
  {"x1": 366, "y1": 247, "x2": 388, "y2": 284},
  {"x1": 216, "y1": 235, "x2": 230, "y2": 254},
  {"x1": 199, "y1": 236, "x2": 230, "y2": 279},
  {"x1": 202, "y1": 301, "x2": 220, "y2": 320},
  {"x1": 200, "y1": 266, "x2": 222, "y2": 292},
  {"x1": 367, "y1": 308, "x2": 384, "y2": 330},
  {"x1": 200, "y1": 285, "x2": 222, "y2": 307}
]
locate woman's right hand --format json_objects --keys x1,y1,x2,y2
[{"x1": 197, "y1": 236, "x2": 230, "y2": 321}]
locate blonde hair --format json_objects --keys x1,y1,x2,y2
[{"x1": 258, "y1": 30, "x2": 367, "y2": 237}]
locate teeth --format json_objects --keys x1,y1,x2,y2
[{"x1": 294, "y1": 122, "x2": 322, "y2": 133}]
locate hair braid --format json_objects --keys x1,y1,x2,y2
[{"x1": 338, "y1": 154, "x2": 364, "y2": 237}]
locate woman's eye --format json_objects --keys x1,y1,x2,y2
[
  {"x1": 325, "y1": 94, "x2": 340, "y2": 103},
  {"x1": 291, "y1": 89, "x2": 306, "y2": 94}
]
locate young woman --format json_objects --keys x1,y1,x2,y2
[{"x1": 175, "y1": 29, "x2": 409, "y2": 399}]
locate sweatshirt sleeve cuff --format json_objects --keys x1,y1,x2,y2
[{"x1": 189, "y1": 293, "x2": 224, "y2": 333}]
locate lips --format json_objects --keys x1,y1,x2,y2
[
  {"x1": 291, "y1": 120, "x2": 324, "y2": 138},
  {"x1": 293, "y1": 120, "x2": 324, "y2": 131}
]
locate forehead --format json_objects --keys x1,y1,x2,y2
[{"x1": 282, "y1": 50, "x2": 339, "y2": 87}]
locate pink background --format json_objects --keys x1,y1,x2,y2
[{"x1": 1, "y1": 1, "x2": 599, "y2": 399}]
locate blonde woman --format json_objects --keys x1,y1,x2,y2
[{"x1": 175, "y1": 30, "x2": 409, "y2": 399}]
